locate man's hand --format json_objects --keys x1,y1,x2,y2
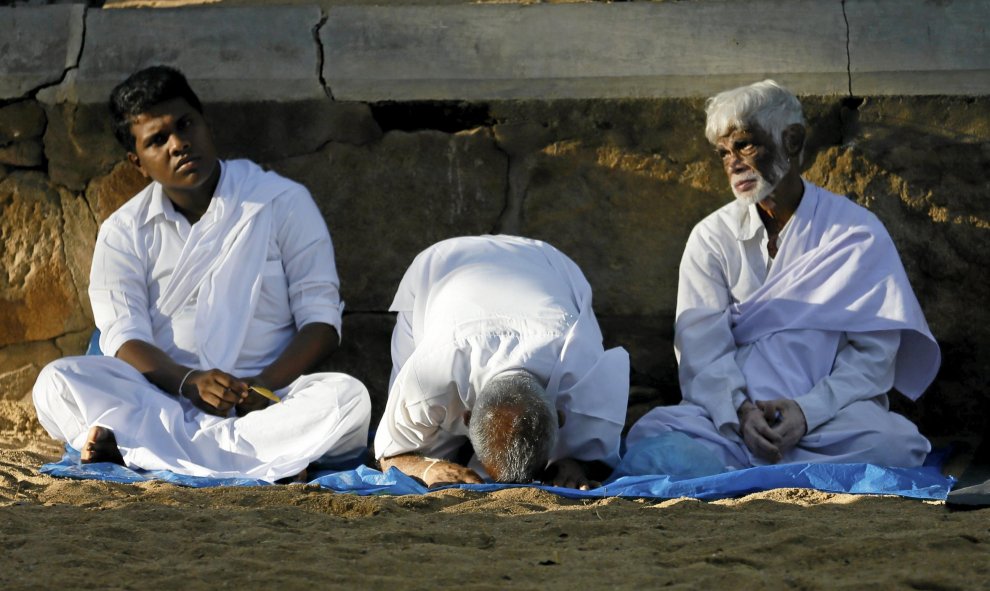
[
  {"x1": 541, "y1": 458, "x2": 598, "y2": 490},
  {"x1": 757, "y1": 399, "x2": 807, "y2": 457},
  {"x1": 738, "y1": 401, "x2": 783, "y2": 463},
  {"x1": 379, "y1": 454, "x2": 483, "y2": 488},
  {"x1": 420, "y1": 460, "x2": 484, "y2": 487},
  {"x1": 181, "y1": 369, "x2": 248, "y2": 416},
  {"x1": 235, "y1": 377, "x2": 275, "y2": 417}
]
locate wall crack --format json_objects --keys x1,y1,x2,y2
[
  {"x1": 314, "y1": 10, "x2": 334, "y2": 100},
  {"x1": 841, "y1": 0, "x2": 852, "y2": 97}
]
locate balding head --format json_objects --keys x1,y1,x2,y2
[{"x1": 468, "y1": 371, "x2": 558, "y2": 483}]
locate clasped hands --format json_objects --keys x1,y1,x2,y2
[
  {"x1": 737, "y1": 399, "x2": 807, "y2": 463},
  {"x1": 179, "y1": 368, "x2": 273, "y2": 417}
]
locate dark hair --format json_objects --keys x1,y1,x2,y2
[{"x1": 108, "y1": 65, "x2": 203, "y2": 151}]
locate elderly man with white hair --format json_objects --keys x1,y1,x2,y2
[
  {"x1": 627, "y1": 80, "x2": 941, "y2": 472},
  {"x1": 375, "y1": 235, "x2": 630, "y2": 489}
]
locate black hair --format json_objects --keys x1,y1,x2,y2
[{"x1": 108, "y1": 65, "x2": 203, "y2": 152}]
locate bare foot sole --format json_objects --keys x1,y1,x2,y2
[{"x1": 80, "y1": 426, "x2": 125, "y2": 465}]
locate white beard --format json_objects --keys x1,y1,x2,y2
[
  {"x1": 730, "y1": 155, "x2": 791, "y2": 206},
  {"x1": 731, "y1": 172, "x2": 776, "y2": 206}
]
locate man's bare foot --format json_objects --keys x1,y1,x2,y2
[{"x1": 80, "y1": 426, "x2": 125, "y2": 466}]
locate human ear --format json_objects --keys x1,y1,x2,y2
[
  {"x1": 781, "y1": 124, "x2": 806, "y2": 159},
  {"x1": 127, "y1": 152, "x2": 149, "y2": 178},
  {"x1": 557, "y1": 410, "x2": 566, "y2": 429},
  {"x1": 463, "y1": 410, "x2": 472, "y2": 427}
]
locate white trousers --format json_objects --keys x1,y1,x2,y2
[
  {"x1": 627, "y1": 397, "x2": 930, "y2": 470},
  {"x1": 33, "y1": 356, "x2": 371, "y2": 482}
]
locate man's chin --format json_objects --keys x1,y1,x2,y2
[{"x1": 732, "y1": 190, "x2": 771, "y2": 207}]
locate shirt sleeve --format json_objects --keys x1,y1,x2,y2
[
  {"x1": 389, "y1": 310, "x2": 416, "y2": 391},
  {"x1": 675, "y1": 226, "x2": 749, "y2": 435},
  {"x1": 794, "y1": 330, "x2": 901, "y2": 432},
  {"x1": 272, "y1": 185, "x2": 343, "y2": 338},
  {"x1": 88, "y1": 218, "x2": 155, "y2": 357},
  {"x1": 374, "y1": 343, "x2": 467, "y2": 460}
]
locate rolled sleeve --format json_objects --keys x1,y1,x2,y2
[
  {"x1": 374, "y1": 343, "x2": 466, "y2": 460},
  {"x1": 272, "y1": 185, "x2": 343, "y2": 337},
  {"x1": 89, "y1": 219, "x2": 154, "y2": 357}
]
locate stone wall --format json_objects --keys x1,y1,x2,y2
[{"x1": 1, "y1": 1, "x2": 988, "y2": 437}]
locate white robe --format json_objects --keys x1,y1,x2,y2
[
  {"x1": 33, "y1": 160, "x2": 370, "y2": 481},
  {"x1": 374, "y1": 235, "x2": 630, "y2": 468},
  {"x1": 628, "y1": 181, "x2": 939, "y2": 469}
]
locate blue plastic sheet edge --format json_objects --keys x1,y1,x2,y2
[{"x1": 40, "y1": 445, "x2": 955, "y2": 501}]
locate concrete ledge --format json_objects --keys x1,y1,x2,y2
[
  {"x1": 0, "y1": 5, "x2": 84, "y2": 100},
  {"x1": 848, "y1": 0, "x2": 990, "y2": 96},
  {"x1": 322, "y1": 2, "x2": 850, "y2": 100},
  {"x1": 50, "y1": 6, "x2": 326, "y2": 104},
  {"x1": 6, "y1": 2, "x2": 990, "y2": 103}
]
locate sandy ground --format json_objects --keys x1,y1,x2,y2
[{"x1": 1, "y1": 398, "x2": 987, "y2": 590}]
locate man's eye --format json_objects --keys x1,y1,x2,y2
[{"x1": 178, "y1": 118, "x2": 191, "y2": 130}]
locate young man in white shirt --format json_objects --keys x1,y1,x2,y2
[{"x1": 32, "y1": 66, "x2": 370, "y2": 482}]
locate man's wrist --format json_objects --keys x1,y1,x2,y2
[{"x1": 177, "y1": 368, "x2": 196, "y2": 399}]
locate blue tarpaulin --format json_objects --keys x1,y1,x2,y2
[{"x1": 40, "y1": 445, "x2": 955, "y2": 501}]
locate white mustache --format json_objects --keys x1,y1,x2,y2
[{"x1": 732, "y1": 172, "x2": 760, "y2": 186}]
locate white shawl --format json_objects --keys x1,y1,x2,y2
[
  {"x1": 731, "y1": 183, "x2": 940, "y2": 400},
  {"x1": 156, "y1": 160, "x2": 292, "y2": 372}
]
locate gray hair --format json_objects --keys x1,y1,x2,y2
[
  {"x1": 469, "y1": 372, "x2": 558, "y2": 483},
  {"x1": 704, "y1": 79, "x2": 805, "y2": 148}
]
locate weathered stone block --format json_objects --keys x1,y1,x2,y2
[
  {"x1": 85, "y1": 160, "x2": 149, "y2": 224},
  {"x1": 0, "y1": 5, "x2": 84, "y2": 100},
  {"x1": 0, "y1": 101, "x2": 46, "y2": 145},
  {"x1": 323, "y1": 3, "x2": 848, "y2": 101},
  {"x1": 58, "y1": 6, "x2": 325, "y2": 104},
  {"x1": 43, "y1": 102, "x2": 123, "y2": 191},
  {"x1": 0, "y1": 173, "x2": 90, "y2": 347},
  {"x1": 206, "y1": 100, "x2": 382, "y2": 163},
  {"x1": 0, "y1": 140, "x2": 44, "y2": 168},
  {"x1": 489, "y1": 100, "x2": 725, "y2": 316},
  {"x1": 848, "y1": 0, "x2": 990, "y2": 95},
  {"x1": 270, "y1": 128, "x2": 508, "y2": 310}
]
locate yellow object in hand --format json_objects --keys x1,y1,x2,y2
[{"x1": 249, "y1": 385, "x2": 281, "y2": 403}]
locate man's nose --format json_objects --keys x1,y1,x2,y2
[
  {"x1": 167, "y1": 132, "x2": 190, "y2": 154},
  {"x1": 726, "y1": 152, "x2": 748, "y2": 173}
]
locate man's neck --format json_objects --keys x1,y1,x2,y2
[
  {"x1": 165, "y1": 163, "x2": 221, "y2": 225},
  {"x1": 757, "y1": 170, "x2": 804, "y2": 229}
]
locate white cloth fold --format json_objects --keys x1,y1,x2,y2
[
  {"x1": 731, "y1": 183, "x2": 940, "y2": 400},
  {"x1": 156, "y1": 160, "x2": 287, "y2": 372}
]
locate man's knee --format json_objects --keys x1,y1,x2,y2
[
  {"x1": 32, "y1": 358, "x2": 85, "y2": 441},
  {"x1": 855, "y1": 426, "x2": 930, "y2": 467},
  {"x1": 32, "y1": 358, "x2": 78, "y2": 407}
]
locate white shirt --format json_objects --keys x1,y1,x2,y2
[
  {"x1": 676, "y1": 180, "x2": 938, "y2": 435},
  {"x1": 374, "y1": 235, "x2": 630, "y2": 467},
  {"x1": 89, "y1": 160, "x2": 342, "y2": 375}
]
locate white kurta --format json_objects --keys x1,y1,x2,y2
[
  {"x1": 628, "y1": 180, "x2": 939, "y2": 469},
  {"x1": 33, "y1": 160, "x2": 370, "y2": 481},
  {"x1": 374, "y1": 235, "x2": 630, "y2": 468}
]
